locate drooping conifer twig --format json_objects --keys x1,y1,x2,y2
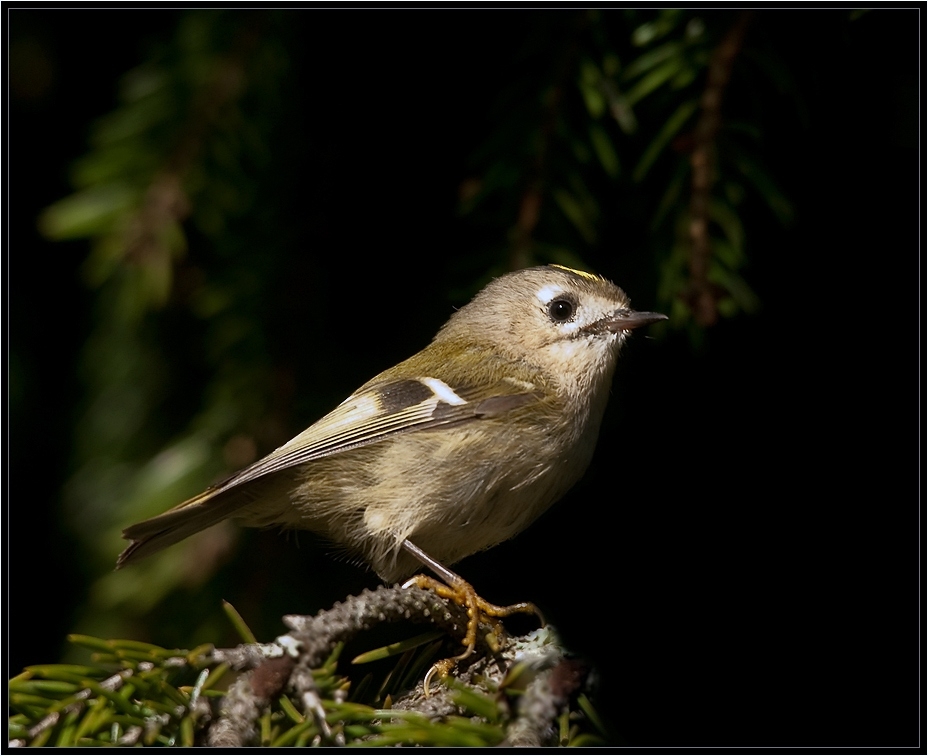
[
  {"x1": 687, "y1": 11, "x2": 753, "y2": 326},
  {"x1": 123, "y1": 15, "x2": 267, "y2": 297}
]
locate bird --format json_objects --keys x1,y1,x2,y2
[{"x1": 117, "y1": 264, "x2": 666, "y2": 677}]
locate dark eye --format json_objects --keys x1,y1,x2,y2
[{"x1": 547, "y1": 298, "x2": 575, "y2": 322}]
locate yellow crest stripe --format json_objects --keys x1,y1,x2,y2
[{"x1": 549, "y1": 264, "x2": 602, "y2": 282}]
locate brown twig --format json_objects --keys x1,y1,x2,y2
[
  {"x1": 207, "y1": 585, "x2": 478, "y2": 746},
  {"x1": 687, "y1": 11, "x2": 753, "y2": 326},
  {"x1": 205, "y1": 584, "x2": 578, "y2": 747}
]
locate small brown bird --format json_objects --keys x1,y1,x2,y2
[{"x1": 118, "y1": 265, "x2": 665, "y2": 674}]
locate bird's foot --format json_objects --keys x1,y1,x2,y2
[{"x1": 402, "y1": 572, "x2": 544, "y2": 695}]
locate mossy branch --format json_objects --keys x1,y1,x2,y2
[{"x1": 9, "y1": 585, "x2": 606, "y2": 747}]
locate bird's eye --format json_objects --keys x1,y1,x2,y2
[{"x1": 547, "y1": 298, "x2": 575, "y2": 322}]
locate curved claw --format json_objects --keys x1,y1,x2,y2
[{"x1": 423, "y1": 657, "x2": 457, "y2": 697}]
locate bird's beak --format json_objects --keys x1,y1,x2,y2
[{"x1": 599, "y1": 309, "x2": 668, "y2": 334}]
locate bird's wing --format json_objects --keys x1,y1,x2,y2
[
  {"x1": 117, "y1": 374, "x2": 543, "y2": 566},
  {"x1": 223, "y1": 375, "x2": 542, "y2": 482}
]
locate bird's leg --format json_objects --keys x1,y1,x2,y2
[{"x1": 400, "y1": 539, "x2": 544, "y2": 694}]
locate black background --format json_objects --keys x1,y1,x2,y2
[{"x1": 6, "y1": 7, "x2": 922, "y2": 748}]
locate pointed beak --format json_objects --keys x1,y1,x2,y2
[{"x1": 599, "y1": 308, "x2": 668, "y2": 334}]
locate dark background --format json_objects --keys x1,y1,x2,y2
[{"x1": 7, "y1": 7, "x2": 922, "y2": 748}]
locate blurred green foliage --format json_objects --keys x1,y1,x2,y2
[{"x1": 33, "y1": 11, "x2": 310, "y2": 656}]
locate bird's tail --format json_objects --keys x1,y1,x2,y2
[{"x1": 116, "y1": 473, "x2": 291, "y2": 568}]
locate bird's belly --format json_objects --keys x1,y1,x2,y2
[{"x1": 355, "y1": 427, "x2": 594, "y2": 582}]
